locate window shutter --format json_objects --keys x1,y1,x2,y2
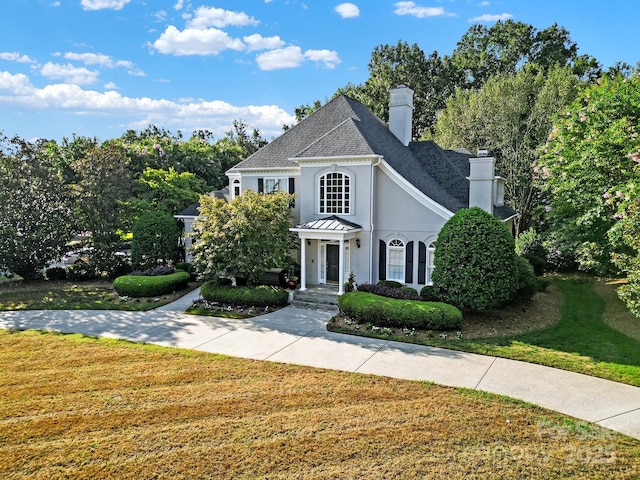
[
  {"x1": 378, "y1": 240, "x2": 386, "y2": 281},
  {"x1": 418, "y1": 241, "x2": 427, "y2": 285},
  {"x1": 257, "y1": 178, "x2": 264, "y2": 193},
  {"x1": 405, "y1": 241, "x2": 414, "y2": 284},
  {"x1": 288, "y1": 177, "x2": 295, "y2": 208}
]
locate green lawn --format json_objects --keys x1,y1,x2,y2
[
  {"x1": 331, "y1": 277, "x2": 640, "y2": 387},
  {"x1": 0, "y1": 280, "x2": 195, "y2": 311}
]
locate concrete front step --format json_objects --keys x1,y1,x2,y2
[{"x1": 291, "y1": 287, "x2": 340, "y2": 311}]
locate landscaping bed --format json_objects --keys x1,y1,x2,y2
[
  {"x1": 329, "y1": 276, "x2": 640, "y2": 387},
  {"x1": 0, "y1": 279, "x2": 198, "y2": 311}
]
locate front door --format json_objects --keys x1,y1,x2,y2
[{"x1": 326, "y1": 244, "x2": 339, "y2": 283}]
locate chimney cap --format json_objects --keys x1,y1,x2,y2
[{"x1": 477, "y1": 148, "x2": 489, "y2": 157}]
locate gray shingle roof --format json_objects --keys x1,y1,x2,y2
[{"x1": 228, "y1": 94, "x2": 516, "y2": 219}]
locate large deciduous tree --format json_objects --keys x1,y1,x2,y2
[
  {"x1": 71, "y1": 141, "x2": 133, "y2": 271},
  {"x1": 131, "y1": 167, "x2": 206, "y2": 216},
  {"x1": 190, "y1": 190, "x2": 294, "y2": 284},
  {"x1": 537, "y1": 74, "x2": 640, "y2": 279},
  {"x1": 0, "y1": 135, "x2": 76, "y2": 279},
  {"x1": 434, "y1": 66, "x2": 580, "y2": 234}
]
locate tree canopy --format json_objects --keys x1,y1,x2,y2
[
  {"x1": 434, "y1": 66, "x2": 581, "y2": 234},
  {"x1": 0, "y1": 135, "x2": 76, "y2": 278},
  {"x1": 537, "y1": 74, "x2": 640, "y2": 278}
]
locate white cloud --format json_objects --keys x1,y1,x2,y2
[
  {"x1": 256, "y1": 46, "x2": 305, "y2": 70},
  {"x1": 103, "y1": 81, "x2": 118, "y2": 90},
  {"x1": 243, "y1": 34, "x2": 285, "y2": 52},
  {"x1": 304, "y1": 49, "x2": 341, "y2": 69},
  {"x1": 173, "y1": 0, "x2": 184, "y2": 10},
  {"x1": 153, "y1": 26, "x2": 245, "y2": 56},
  {"x1": 479, "y1": 1, "x2": 490, "y2": 5},
  {"x1": 61, "y1": 52, "x2": 145, "y2": 76},
  {"x1": 80, "y1": 0, "x2": 131, "y2": 11},
  {"x1": 393, "y1": 1, "x2": 446, "y2": 18},
  {"x1": 256, "y1": 46, "x2": 341, "y2": 71},
  {"x1": 51, "y1": 1, "x2": 61, "y2": 6},
  {"x1": 0, "y1": 52, "x2": 36, "y2": 64},
  {"x1": 188, "y1": 6, "x2": 259, "y2": 29},
  {"x1": 335, "y1": 3, "x2": 360, "y2": 18},
  {"x1": 0, "y1": 71, "x2": 295, "y2": 138},
  {"x1": 40, "y1": 62, "x2": 99, "y2": 85},
  {"x1": 469, "y1": 13, "x2": 513, "y2": 22}
]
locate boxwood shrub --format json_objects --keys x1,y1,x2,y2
[
  {"x1": 201, "y1": 282, "x2": 288, "y2": 307},
  {"x1": 113, "y1": 271, "x2": 189, "y2": 297},
  {"x1": 338, "y1": 291, "x2": 462, "y2": 330}
]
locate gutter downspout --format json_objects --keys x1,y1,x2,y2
[{"x1": 369, "y1": 157, "x2": 381, "y2": 284}]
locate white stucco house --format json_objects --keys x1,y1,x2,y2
[{"x1": 177, "y1": 86, "x2": 516, "y2": 294}]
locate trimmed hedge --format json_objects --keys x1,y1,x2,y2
[
  {"x1": 338, "y1": 291, "x2": 462, "y2": 330},
  {"x1": 113, "y1": 271, "x2": 189, "y2": 297},
  {"x1": 357, "y1": 282, "x2": 420, "y2": 300},
  {"x1": 201, "y1": 282, "x2": 288, "y2": 307}
]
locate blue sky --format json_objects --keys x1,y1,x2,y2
[{"x1": 1, "y1": 0, "x2": 638, "y2": 143}]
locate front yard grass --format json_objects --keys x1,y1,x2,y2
[
  {"x1": 0, "y1": 280, "x2": 197, "y2": 311},
  {"x1": 1, "y1": 329, "x2": 638, "y2": 479},
  {"x1": 329, "y1": 276, "x2": 640, "y2": 387}
]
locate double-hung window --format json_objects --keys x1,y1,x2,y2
[
  {"x1": 387, "y1": 239, "x2": 405, "y2": 282},
  {"x1": 319, "y1": 172, "x2": 350, "y2": 214}
]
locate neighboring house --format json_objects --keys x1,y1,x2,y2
[{"x1": 177, "y1": 86, "x2": 516, "y2": 294}]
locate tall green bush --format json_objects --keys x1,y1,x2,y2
[
  {"x1": 131, "y1": 210, "x2": 180, "y2": 270},
  {"x1": 433, "y1": 207, "x2": 518, "y2": 312}
]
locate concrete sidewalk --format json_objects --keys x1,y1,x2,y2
[{"x1": 1, "y1": 289, "x2": 639, "y2": 441}]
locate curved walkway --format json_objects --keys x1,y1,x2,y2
[{"x1": 1, "y1": 287, "x2": 639, "y2": 441}]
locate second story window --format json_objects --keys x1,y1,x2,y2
[{"x1": 319, "y1": 172, "x2": 351, "y2": 215}]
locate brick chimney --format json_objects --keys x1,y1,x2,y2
[{"x1": 389, "y1": 85, "x2": 413, "y2": 146}]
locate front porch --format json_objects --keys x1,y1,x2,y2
[{"x1": 290, "y1": 215, "x2": 362, "y2": 295}]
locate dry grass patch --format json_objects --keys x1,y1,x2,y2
[{"x1": 1, "y1": 330, "x2": 638, "y2": 479}]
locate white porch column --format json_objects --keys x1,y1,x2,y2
[
  {"x1": 338, "y1": 238, "x2": 345, "y2": 295},
  {"x1": 299, "y1": 237, "x2": 307, "y2": 291}
]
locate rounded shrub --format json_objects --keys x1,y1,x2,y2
[
  {"x1": 377, "y1": 280, "x2": 403, "y2": 289},
  {"x1": 419, "y1": 285, "x2": 439, "y2": 301},
  {"x1": 66, "y1": 260, "x2": 97, "y2": 281},
  {"x1": 113, "y1": 271, "x2": 189, "y2": 297},
  {"x1": 338, "y1": 291, "x2": 462, "y2": 330},
  {"x1": 201, "y1": 282, "x2": 288, "y2": 307},
  {"x1": 432, "y1": 207, "x2": 518, "y2": 312},
  {"x1": 46, "y1": 267, "x2": 67, "y2": 281}
]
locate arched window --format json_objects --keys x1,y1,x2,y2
[
  {"x1": 319, "y1": 172, "x2": 351, "y2": 214},
  {"x1": 233, "y1": 179, "x2": 240, "y2": 197},
  {"x1": 387, "y1": 239, "x2": 405, "y2": 282}
]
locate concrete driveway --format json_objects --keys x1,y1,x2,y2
[{"x1": 1, "y1": 288, "x2": 639, "y2": 441}]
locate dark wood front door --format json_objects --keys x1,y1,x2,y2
[{"x1": 326, "y1": 244, "x2": 339, "y2": 283}]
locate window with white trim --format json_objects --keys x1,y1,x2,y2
[
  {"x1": 264, "y1": 178, "x2": 288, "y2": 193},
  {"x1": 387, "y1": 239, "x2": 405, "y2": 282},
  {"x1": 319, "y1": 172, "x2": 351, "y2": 214},
  {"x1": 427, "y1": 242, "x2": 436, "y2": 285}
]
